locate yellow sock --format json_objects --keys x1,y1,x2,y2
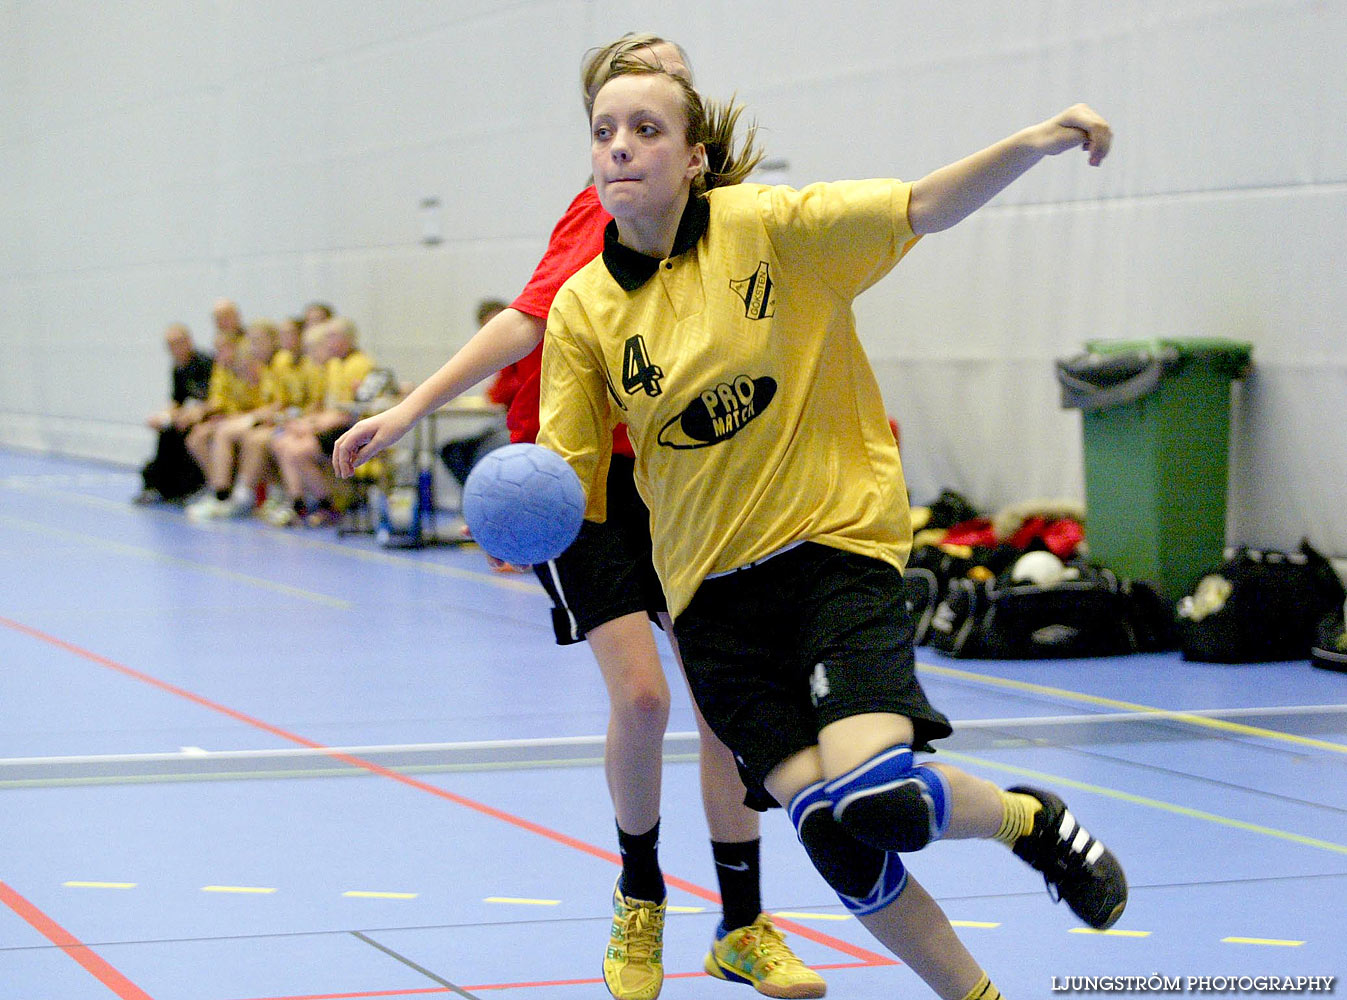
[
  {"x1": 992, "y1": 790, "x2": 1040, "y2": 847},
  {"x1": 960, "y1": 972, "x2": 1004, "y2": 1000}
]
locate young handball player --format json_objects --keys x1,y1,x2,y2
[
  {"x1": 535, "y1": 52, "x2": 1124, "y2": 1000},
  {"x1": 334, "y1": 34, "x2": 824, "y2": 1000}
]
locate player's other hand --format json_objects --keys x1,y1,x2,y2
[
  {"x1": 1036, "y1": 104, "x2": 1112, "y2": 166},
  {"x1": 332, "y1": 409, "x2": 408, "y2": 478}
]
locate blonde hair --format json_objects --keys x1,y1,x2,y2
[
  {"x1": 596, "y1": 53, "x2": 764, "y2": 196},
  {"x1": 301, "y1": 322, "x2": 328, "y2": 353},
  {"x1": 698, "y1": 94, "x2": 764, "y2": 195},
  {"x1": 580, "y1": 33, "x2": 691, "y2": 113}
]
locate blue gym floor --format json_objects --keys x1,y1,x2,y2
[{"x1": 2, "y1": 447, "x2": 1344, "y2": 999}]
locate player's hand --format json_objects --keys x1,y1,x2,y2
[
  {"x1": 172, "y1": 401, "x2": 203, "y2": 430},
  {"x1": 1035, "y1": 104, "x2": 1112, "y2": 166},
  {"x1": 485, "y1": 554, "x2": 531, "y2": 574},
  {"x1": 456, "y1": 523, "x2": 529, "y2": 573},
  {"x1": 332, "y1": 409, "x2": 407, "y2": 478}
]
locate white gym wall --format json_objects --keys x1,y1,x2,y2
[{"x1": 1, "y1": 0, "x2": 1343, "y2": 558}]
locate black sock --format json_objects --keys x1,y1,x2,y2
[
  {"x1": 712, "y1": 838, "x2": 762, "y2": 933},
  {"x1": 616, "y1": 819, "x2": 664, "y2": 903},
  {"x1": 215, "y1": 488, "x2": 230, "y2": 501}
]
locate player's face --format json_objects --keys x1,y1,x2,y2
[
  {"x1": 278, "y1": 319, "x2": 301, "y2": 353},
  {"x1": 244, "y1": 325, "x2": 273, "y2": 363},
  {"x1": 165, "y1": 328, "x2": 192, "y2": 365},
  {"x1": 214, "y1": 333, "x2": 237, "y2": 365},
  {"x1": 325, "y1": 330, "x2": 351, "y2": 361},
  {"x1": 213, "y1": 300, "x2": 241, "y2": 334},
  {"x1": 591, "y1": 73, "x2": 704, "y2": 230}
]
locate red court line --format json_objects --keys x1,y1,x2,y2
[
  {"x1": 228, "y1": 962, "x2": 892, "y2": 1000},
  {"x1": 0, "y1": 879, "x2": 157, "y2": 1000},
  {"x1": 1, "y1": 615, "x2": 891, "y2": 967},
  {"x1": 466, "y1": 961, "x2": 895, "y2": 991}
]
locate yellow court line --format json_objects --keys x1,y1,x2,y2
[
  {"x1": 1, "y1": 481, "x2": 542, "y2": 594},
  {"x1": 938, "y1": 750, "x2": 1347, "y2": 856},
  {"x1": 343, "y1": 890, "x2": 418, "y2": 900},
  {"x1": 63, "y1": 881, "x2": 136, "y2": 889},
  {"x1": 201, "y1": 885, "x2": 277, "y2": 894},
  {"x1": 1222, "y1": 936, "x2": 1304, "y2": 947},
  {"x1": 667, "y1": 905, "x2": 706, "y2": 913},
  {"x1": 483, "y1": 896, "x2": 560, "y2": 906},
  {"x1": 918, "y1": 661, "x2": 1347, "y2": 755},
  {"x1": 771, "y1": 911, "x2": 851, "y2": 921},
  {"x1": 0, "y1": 514, "x2": 352, "y2": 609},
  {"x1": 279, "y1": 532, "x2": 544, "y2": 594},
  {"x1": 1070, "y1": 927, "x2": 1151, "y2": 937},
  {"x1": 950, "y1": 920, "x2": 1001, "y2": 929}
]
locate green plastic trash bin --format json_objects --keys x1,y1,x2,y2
[{"x1": 1056, "y1": 337, "x2": 1252, "y2": 601}]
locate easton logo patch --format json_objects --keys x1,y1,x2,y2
[
  {"x1": 730, "y1": 261, "x2": 776, "y2": 320},
  {"x1": 657, "y1": 375, "x2": 776, "y2": 449}
]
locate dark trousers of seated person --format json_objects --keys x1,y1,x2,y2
[
  {"x1": 440, "y1": 426, "x2": 510, "y2": 487},
  {"x1": 142, "y1": 428, "x2": 205, "y2": 500}
]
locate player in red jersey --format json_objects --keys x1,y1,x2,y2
[{"x1": 333, "y1": 34, "x2": 824, "y2": 1000}]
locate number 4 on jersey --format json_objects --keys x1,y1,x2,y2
[{"x1": 622, "y1": 335, "x2": 664, "y2": 397}]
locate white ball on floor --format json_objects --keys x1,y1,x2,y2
[{"x1": 1011, "y1": 550, "x2": 1068, "y2": 587}]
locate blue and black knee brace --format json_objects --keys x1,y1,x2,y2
[
  {"x1": 825, "y1": 745, "x2": 951, "y2": 853},
  {"x1": 787, "y1": 781, "x2": 907, "y2": 916}
]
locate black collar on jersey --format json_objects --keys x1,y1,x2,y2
[{"x1": 602, "y1": 194, "x2": 710, "y2": 291}]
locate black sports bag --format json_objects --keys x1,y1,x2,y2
[
  {"x1": 1178, "y1": 541, "x2": 1346, "y2": 663},
  {"x1": 926, "y1": 567, "x2": 1172, "y2": 659}
]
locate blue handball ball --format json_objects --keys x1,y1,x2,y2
[{"x1": 461, "y1": 443, "x2": 585, "y2": 566}]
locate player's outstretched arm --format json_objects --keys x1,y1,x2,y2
[
  {"x1": 332, "y1": 308, "x2": 545, "y2": 478},
  {"x1": 907, "y1": 103, "x2": 1112, "y2": 236}
]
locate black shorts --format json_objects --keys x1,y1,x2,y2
[
  {"x1": 533, "y1": 454, "x2": 667, "y2": 645},
  {"x1": 672, "y1": 542, "x2": 952, "y2": 810}
]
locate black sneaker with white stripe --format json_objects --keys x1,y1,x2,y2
[{"x1": 1008, "y1": 786, "x2": 1127, "y2": 929}]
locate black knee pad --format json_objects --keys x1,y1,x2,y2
[
  {"x1": 788, "y1": 781, "x2": 908, "y2": 915},
  {"x1": 834, "y1": 780, "x2": 940, "y2": 852},
  {"x1": 793, "y1": 787, "x2": 886, "y2": 898},
  {"x1": 826, "y1": 747, "x2": 951, "y2": 853}
]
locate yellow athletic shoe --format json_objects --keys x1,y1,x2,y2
[
  {"x1": 704, "y1": 913, "x2": 827, "y2": 998},
  {"x1": 603, "y1": 878, "x2": 666, "y2": 1000}
]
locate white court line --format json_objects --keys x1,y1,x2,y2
[
  {"x1": 953, "y1": 704, "x2": 1347, "y2": 728},
  {"x1": 4, "y1": 703, "x2": 1343, "y2": 770},
  {"x1": 0, "y1": 734, "x2": 614, "y2": 768}
]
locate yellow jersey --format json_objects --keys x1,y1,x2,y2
[
  {"x1": 540, "y1": 180, "x2": 920, "y2": 618},
  {"x1": 206, "y1": 365, "x2": 262, "y2": 416},
  {"x1": 322, "y1": 350, "x2": 374, "y2": 407},
  {"x1": 259, "y1": 349, "x2": 292, "y2": 408}
]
